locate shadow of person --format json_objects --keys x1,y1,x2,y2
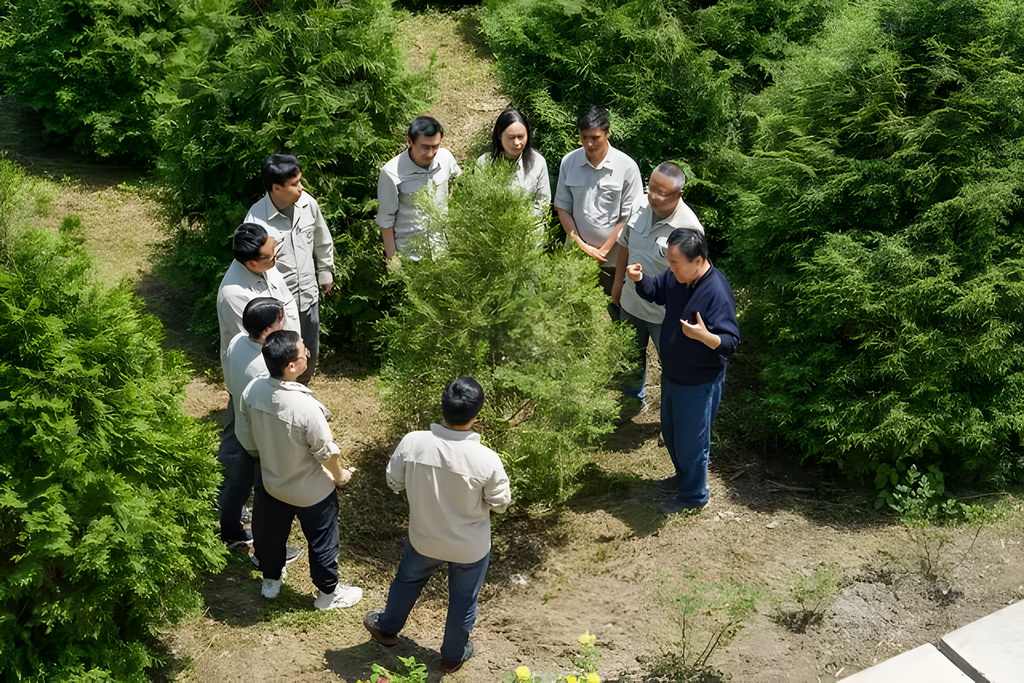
[{"x1": 326, "y1": 639, "x2": 448, "y2": 682}]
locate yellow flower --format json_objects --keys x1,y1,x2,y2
[
  {"x1": 566, "y1": 677, "x2": 578, "y2": 683},
  {"x1": 586, "y1": 674, "x2": 600, "y2": 683},
  {"x1": 515, "y1": 666, "x2": 532, "y2": 680},
  {"x1": 578, "y1": 631, "x2": 597, "y2": 647}
]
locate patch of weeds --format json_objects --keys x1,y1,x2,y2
[
  {"x1": 640, "y1": 572, "x2": 759, "y2": 682},
  {"x1": 357, "y1": 655, "x2": 427, "y2": 683},
  {"x1": 888, "y1": 465, "x2": 1000, "y2": 600},
  {"x1": 773, "y1": 563, "x2": 842, "y2": 633}
]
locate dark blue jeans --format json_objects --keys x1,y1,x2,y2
[
  {"x1": 660, "y1": 373, "x2": 724, "y2": 506},
  {"x1": 216, "y1": 397, "x2": 255, "y2": 542},
  {"x1": 619, "y1": 308, "x2": 662, "y2": 400},
  {"x1": 378, "y1": 540, "x2": 489, "y2": 663},
  {"x1": 253, "y1": 486, "x2": 339, "y2": 593}
]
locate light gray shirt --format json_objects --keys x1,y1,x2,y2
[
  {"x1": 216, "y1": 260, "x2": 300, "y2": 365},
  {"x1": 386, "y1": 423, "x2": 511, "y2": 564},
  {"x1": 223, "y1": 333, "x2": 269, "y2": 426},
  {"x1": 376, "y1": 148, "x2": 462, "y2": 257},
  {"x1": 618, "y1": 197, "x2": 704, "y2": 323},
  {"x1": 553, "y1": 144, "x2": 642, "y2": 267},
  {"x1": 238, "y1": 377, "x2": 339, "y2": 508},
  {"x1": 244, "y1": 191, "x2": 334, "y2": 313},
  {"x1": 476, "y1": 151, "x2": 551, "y2": 214}
]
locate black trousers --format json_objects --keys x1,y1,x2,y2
[{"x1": 253, "y1": 486, "x2": 339, "y2": 593}]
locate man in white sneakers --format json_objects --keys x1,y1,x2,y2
[
  {"x1": 236, "y1": 330, "x2": 362, "y2": 610},
  {"x1": 363, "y1": 377, "x2": 511, "y2": 674}
]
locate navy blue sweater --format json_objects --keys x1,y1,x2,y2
[{"x1": 634, "y1": 264, "x2": 740, "y2": 385}]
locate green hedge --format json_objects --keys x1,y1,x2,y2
[
  {"x1": 155, "y1": 0, "x2": 430, "y2": 357},
  {"x1": 0, "y1": 160, "x2": 224, "y2": 680},
  {"x1": 726, "y1": 0, "x2": 1024, "y2": 489}
]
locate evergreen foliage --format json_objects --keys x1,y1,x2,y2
[
  {"x1": 480, "y1": 0, "x2": 733, "y2": 173},
  {"x1": 0, "y1": 160, "x2": 225, "y2": 680},
  {"x1": 727, "y1": 0, "x2": 1024, "y2": 486},
  {"x1": 0, "y1": 0, "x2": 185, "y2": 159},
  {"x1": 155, "y1": 0, "x2": 430, "y2": 356},
  {"x1": 377, "y1": 165, "x2": 633, "y2": 503}
]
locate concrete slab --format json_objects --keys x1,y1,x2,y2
[
  {"x1": 938, "y1": 600, "x2": 1024, "y2": 682},
  {"x1": 841, "y1": 644, "x2": 974, "y2": 682}
]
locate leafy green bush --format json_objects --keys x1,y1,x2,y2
[
  {"x1": 0, "y1": 160, "x2": 224, "y2": 680},
  {"x1": 377, "y1": 165, "x2": 632, "y2": 503},
  {"x1": 480, "y1": 0, "x2": 733, "y2": 172},
  {"x1": 155, "y1": 0, "x2": 429, "y2": 357},
  {"x1": 726, "y1": 0, "x2": 1024, "y2": 488},
  {"x1": 0, "y1": 0, "x2": 187, "y2": 159}
]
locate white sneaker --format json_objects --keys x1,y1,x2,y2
[
  {"x1": 313, "y1": 584, "x2": 363, "y2": 610},
  {"x1": 261, "y1": 578, "x2": 282, "y2": 599}
]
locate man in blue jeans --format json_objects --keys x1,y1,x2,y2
[
  {"x1": 363, "y1": 377, "x2": 512, "y2": 674},
  {"x1": 626, "y1": 228, "x2": 740, "y2": 514}
]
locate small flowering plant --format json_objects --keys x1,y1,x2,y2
[{"x1": 504, "y1": 633, "x2": 603, "y2": 683}]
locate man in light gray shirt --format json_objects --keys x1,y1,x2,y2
[
  {"x1": 612, "y1": 162, "x2": 704, "y2": 401},
  {"x1": 362, "y1": 377, "x2": 511, "y2": 676},
  {"x1": 237, "y1": 330, "x2": 362, "y2": 611},
  {"x1": 554, "y1": 105, "x2": 643, "y2": 313},
  {"x1": 377, "y1": 116, "x2": 461, "y2": 260},
  {"x1": 244, "y1": 154, "x2": 333, "y2": 384}
]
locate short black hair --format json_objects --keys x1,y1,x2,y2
[
  {"x1": 262, "y1": 154, "x2": 301, "y2": 192},
  {"x1": 667, "y1": 228, "x2": 708, "y2": 262},
  {"x1": 242, "y1": 297, "x2": 285, "y2": 339},
  {"x1": 407, "y1": 115, "x2": 444, "y2": 142},
  {"x1": 441, "y1": 376, "x2": 485, "y2": 425},
  {"x1": 653, "y1": 161, "x2": 685, "y2": 194},
  {"x1": 577, "y1": 105, "x2": 610, "y2": 132},
  {"x1": 262, "y1": 330, "x2": 301, "y2": 379},
  {"x1": 233, "y1": 223, "x2": 270, "y2": 263}
]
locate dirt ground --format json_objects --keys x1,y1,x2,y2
[{"x1": 4, "y1": 11, "x2": 1023, "y2": 683}]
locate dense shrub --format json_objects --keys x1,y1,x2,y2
[
  {"x1": 480, "y1": 0, "x2": 733, "y2": 173},
  {"x1": 377, "y1": 165, "x2": 633, "y2": 503},
  {"x1": 0, "y1": 0, "x2": 186, "y2": 159},
  {"x1": 726, "y1": 0, "x2": 1024, "y2": 488},
  {"x1": 155, "y1": 0, "x2": 430, "y2": 357},
  {"x1": 0, "y1": 160, "x2": 224, "y2": 680}
]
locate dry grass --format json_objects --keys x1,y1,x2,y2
[{"x1": 395, "y1": 8, "x2": 507, "y2": 162}]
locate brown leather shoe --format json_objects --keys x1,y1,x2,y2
[
  {"x1": 440, "y1": 641, "x2": 474, "y2": 674},
  {"x1": 363, "y1": 610, "x2": 398, "y2": 646}
]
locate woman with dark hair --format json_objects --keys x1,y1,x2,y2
[{"x1": 477, "y1": 107, "x2": 551, "y2": 215}]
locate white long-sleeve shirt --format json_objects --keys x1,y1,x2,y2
[{"x1": 387, "y1": 423, "x2": 511, "y2": 563}]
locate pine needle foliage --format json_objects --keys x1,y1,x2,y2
[
  {"x1": 153, "y1": 0, "x2": 430, "y2": 357},
  {"x1": 0, "y1": 0, "x2": 187, "y2": 160},
  {"x1": 0, "y1": 160, "x2": 224, "y2": 680},
  {"x1": 727, "y1": 0, "x2": 1024, "y2": 488},
  {"x1": 377, "y1": 165, "x2": 633, "y2": 504}
]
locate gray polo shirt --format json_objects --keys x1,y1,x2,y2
[
  {"x1": 553, "y1": 145, "x2": 642, "y2": 267},
  {"x1": 376, "y1": 148, "x2": 461, "y2": 256},
  {"x1": 245, "y1": 191, "x2": 334, "y2": 313},
  {"x1": 617, "y1": 196, "x2": 704, "y2": 323}
]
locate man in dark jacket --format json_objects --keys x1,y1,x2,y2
[{"x1": 627, "y1": 228, "x2": 740, "y2": 513}]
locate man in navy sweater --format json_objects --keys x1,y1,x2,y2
[{"x1": 626, "y1": 228, "x2": 740, "y2": 514}]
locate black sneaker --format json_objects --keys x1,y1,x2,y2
[
  {"x1": 250, "y1": 545, "x2": 302, "y2": 567},
  {"x1": 223, "y1": 529, "x2": 253, "y2": 548}
]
